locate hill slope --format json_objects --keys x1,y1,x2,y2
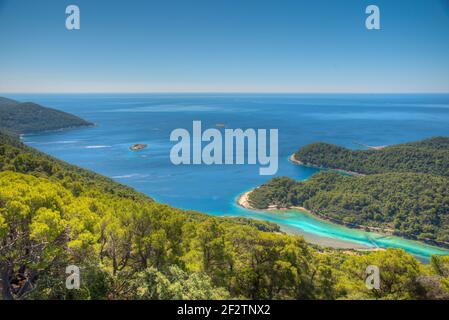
[
  {"x1": 0, "y1": 97, "x2": 93, "y2": 134},
  {"x1": 0, "y1": 130, "x2": 150, "y2": 201}
]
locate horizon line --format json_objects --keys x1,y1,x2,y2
[{"x1": 2, "y1": 91, "x2": 449, "y2": 95}]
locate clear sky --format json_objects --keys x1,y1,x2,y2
[{"x1": 1, "y1": 0, "x2": 449, "y2": 93}]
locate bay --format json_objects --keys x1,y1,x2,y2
[{"x1": 11, "y1": 93, "x2": 449, "y2": 261}]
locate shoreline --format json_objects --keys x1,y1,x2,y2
[
  {"x1": 237, "y1": 189, "x2": 311, "y2": 214},
  {"x1": 19, "y1": 123, "x2": 96, "y2": 138},
  {"x1": 288, "y1": 154, "x2": 365, "y2": 176},
  {"x1": 237, "y1": 189, "x2": 388, "y2": 233},
  {"x1": 236, "y1": 190, "x2": 254, "y2": 210},
  {"x1": 236, "y1": 190, "x2": 373, "y2": 250},
  {"x1": 237, "y1": 189, "x2": 449, "y2": 251}
]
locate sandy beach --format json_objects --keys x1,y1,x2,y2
[
  {"x1": 237, "y1": 190, "x2": 253, "y2": 209},
  {"x1": 237, "y1": 189, "x2": 311, "y2": 213}
]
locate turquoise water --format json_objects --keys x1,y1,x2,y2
[
  {"x1": 231, "y1": 203, "x2": 449, "y2": 260},
  {"x1": 8, "y1": 93, "x2": 449, "y2": 261}
]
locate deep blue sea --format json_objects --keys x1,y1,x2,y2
[{"x1": 8, "y1": 93, "x2": 449, "y2": 260}]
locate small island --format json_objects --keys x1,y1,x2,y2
[{"x1": 129, "y1": 143, "x2": 148, "y2": 151}]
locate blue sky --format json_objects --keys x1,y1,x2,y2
[{"x1": 0, "y1": 0, "x2": 449, "y2": 93}]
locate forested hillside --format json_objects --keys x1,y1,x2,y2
[
  {"x1": 1, "y1": 132, "x2": 449, "y2": 300},
  {"x1": 0, "y1": 97, "x2": 93, "y2": 134},
  {"x1": 0, "y1": 131, "x2": 149, "y2": 202},
  {"x1": 294, "y1": 137, "x2": 449, "y2": 177}
]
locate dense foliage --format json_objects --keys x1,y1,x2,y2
[
  {"x1": 0, "y1": 97, "x2": 93, "y2": 134},
  {"x1": 2, "y1": 166, "x2": 449, "y2": 300},
  {"x1": 294, "y1": 137, "x2": 449, "y2": 177},
  {"x1": 0, "y1": 167, "x2": 328, "y2": 300},
  {"x1": 249, "y1": 173, "x2": 449, "y2": 244}
]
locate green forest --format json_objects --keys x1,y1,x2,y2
[
  {"x1": 294, "y1": 137, "x2": 449, "y2": 177},
  {"x1": 0, "y1": 97, "x2": 93, "y2": 134},
  {"x1": 248, "y1": 173, "x2": 449, "y2": 244},
  {"x1": 1, "y1": 131, "x2": 449, "y2": 300}
]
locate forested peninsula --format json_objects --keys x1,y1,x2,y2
[
  {"x1": 249, "y1": 138, "x2": 449, "y2": 246},
  {"x1": 293, "y1": 137, "x2": 449, "y2": 177}
]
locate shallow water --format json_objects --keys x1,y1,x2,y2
[{"x1": 10, "y1": 93, "x2": 449, "y2": 261}]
